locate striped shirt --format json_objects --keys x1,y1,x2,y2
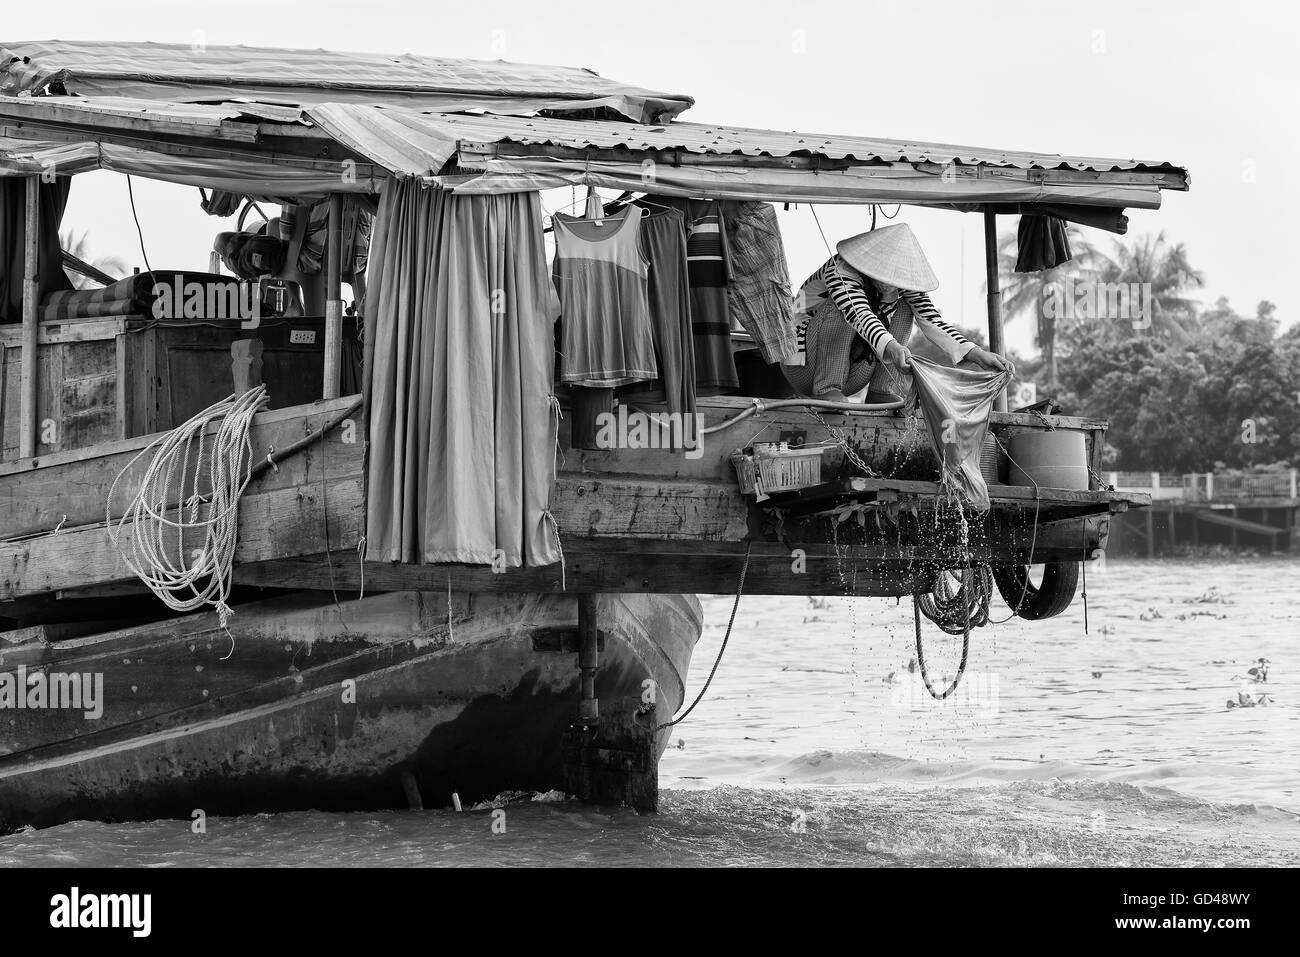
[{"x1": 793, "y1": 255, "x2": 974, "y2": 364}]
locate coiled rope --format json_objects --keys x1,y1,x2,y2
[
  {"x1": 107, "y1": 386, "x2": 270, "y2": 626},
  {"x1": 912, "y1": 592, "x2": 971, "y2": 701},
  {"x1": 918, "y1": 565, "x2": 992, "y2": 635},
  {"x1": 913, "y1": 566, "x2": 990, "y2": 699}
]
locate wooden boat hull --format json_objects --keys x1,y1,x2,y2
[{"x1": 0, "y1": 590, "x2": 701, "y2": 831}]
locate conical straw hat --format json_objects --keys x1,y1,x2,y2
[{"x1": 836, "y1": 223, "x2": 939, "y2": 292}]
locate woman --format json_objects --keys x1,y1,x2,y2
[{"x1": 782, "y1": 223, "x2": 1013, "y2": 402}]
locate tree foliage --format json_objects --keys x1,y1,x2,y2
[{"x1": 1051, "y1": 297, "x2": 1300, "y2": 471}]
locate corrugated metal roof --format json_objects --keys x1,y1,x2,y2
[
  {"x1": 402, "y1": 110, "x2": 1186, "y2": 176},
  {"x1": 0, "y1": 40, "x2": 693, "y2": 123}
]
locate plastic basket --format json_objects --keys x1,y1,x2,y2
[{"x1": 753, "y1": 443, "x2": 823, "y2": 494}]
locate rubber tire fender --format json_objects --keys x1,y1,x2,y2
[{"x1": 992, "y1": 562, "x2": 1080, "y2": 620}]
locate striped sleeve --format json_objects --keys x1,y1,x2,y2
[
  {"x1": 902, "y1": 290, "x2": 976, "y2": 363},
  {"x1": 822, "y1": 260, "x2": 898, "y2": 358}
]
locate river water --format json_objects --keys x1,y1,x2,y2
[{"x1": 2, "y1": 557, "x2": 1296, "y2": 867}]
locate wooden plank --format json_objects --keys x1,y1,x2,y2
[
  {"x1": 767, "y1": 477, "x2": 1149, "y2": 509},
  {"x1": 0, "y1": 123, "x2": 363, "y2": 177},
  {"x1": 40, "y1": 332, "x2": 62, "y2": 454},
  {"x1": 0, "y1": 396, "x2": 364, "y2": 540},
  {"x1": 1194, "y1": 510, "x2": 1282, "y2": 537},
  {"x1": 233, "y1": 515, "x2": 1104, "y2": 597},
  {"x1": 0, "y1": 97, "x2": 260, "y2": 141},
  {"x1": 550, "y1": 475, "x2": 749, "y2": 541},
  {"x1": 19, "y1": 175, "x2": 39, "y2": 459},
  {"x1": 115, "y1": 333, "x2": 128, "y2": 440},
  {"x1": 322, "y1": 194, "x2": 343, "y2": 400},
  {"x1": 0, "y1": 316, "x2": 128, "y2": 349},
  {"x1": 1087, "y1": 427, "x2": 1105, "y2": 491},
  {"x1": 0, "y1": 394, "x2": 360, "y2": 477},
  {"x1": 573, "y1": 397, "x2": 1103, "y2": 484},
  {"x1": 0, "y1": 475, "x2": 363, "y2": 601}
]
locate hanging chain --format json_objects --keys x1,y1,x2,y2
[
  {"x1": 1029, "y1": 409, "x2": 1057, "y2": 431},
  {"x1": 807, "y1": 407, "x2": 878, "y2": 477}
]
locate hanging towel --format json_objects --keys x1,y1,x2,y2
[{"x1": 908, "y1": 354, "x2": 1009, "y2": 511}]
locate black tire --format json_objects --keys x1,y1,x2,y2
[{"x1": 992, "y1": 562, "x2": 1080, "y2": 620}]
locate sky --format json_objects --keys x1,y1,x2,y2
[{"x1": 6, "y1": 0, "x2": 1297, "y2": 356}]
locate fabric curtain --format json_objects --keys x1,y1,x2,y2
[
  {"x1": 0, "y1": 176, "x2": 73, "y2": 323},
  {"x1": 364, "y1": 179, "x2": 561, "y2": 568}
]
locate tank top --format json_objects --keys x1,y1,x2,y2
[{"x1": 552, "y1": 208, "x2": 658, "y2": 388}]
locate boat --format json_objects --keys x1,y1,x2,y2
[
  {"x1": 0, "y1": 39, "x2": 1187, "y2": 829},
  {"x1": 0, "y1": 590, "x2": 700, "y2": 831}
]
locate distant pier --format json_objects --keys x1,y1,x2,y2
[{"x1": 1106, "y1": 470, "x2": 1298, "y2": 556}]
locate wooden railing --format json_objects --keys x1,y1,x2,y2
[{"x1": 1109, "y1": 470, "x2": 1298, "y2": 502}]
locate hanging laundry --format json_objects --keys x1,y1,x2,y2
[
  {"x1": 647, "y1": 196, "x2": 739, "y2": 395},
  {"x1": 908, "y1": 354, "x2": 1009, "y2": 511},
  {"x1": 552, "y1": 207, "x2": 658, "y2": 387},
  {"x1": 722, "y1": 201, "x2": 800, "y2": 364},
  {"x1": 1015, "y1": 213, "x2": 1073, "y2": 272},
  {"x1": 619, "y1": 205, "x2": 697, "y2": 424}
]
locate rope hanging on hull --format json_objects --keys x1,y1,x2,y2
[
  {"x1": 913, "y1": 565, "x2": 991, "y2": 699},
  {"x1": 107, "y1": 386, "x2": 270, "y2": 625}
]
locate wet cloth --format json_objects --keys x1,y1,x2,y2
[
  {"x1": 364, "y1": 181, "x2": 561, "y2": 569},
  {"x1": 722, "y1": 201, "x2": 800, "y2": 364},
  {"x1": 909, "y1": 354, "x2": 1009, "y2": 511},
  {"x1": 619, "y1": 206, "x2": 697, "y2": 421},
  {"x1": 647, "y1": 196, "x2": 739, "y2": 394},
  {"x1": 552, "y1": 207, "x2": 658, "y2": 387}
]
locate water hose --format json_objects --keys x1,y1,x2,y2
[{"x1": 700, "y1": 396, "x2": 905, "y2": 436}]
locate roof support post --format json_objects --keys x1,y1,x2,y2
[
  {"x1": 323, "y1": 193, "x2": 343, "y2": 400},
  {"x1": 983, "y1": 208, "x2": 1007, "y2": 412},
  {"x1": 20, "y1": 175, "x2": 40, "y2": 459}
]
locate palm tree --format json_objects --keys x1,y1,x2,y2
[
  {"x1": 60, "y1": 229, "x2": 128, "y2": 290},
  {"x1": 1090, "y1": 232, "x2": 1204, "y2": 340},
  {"x1": 994, "y1": 225, "x2": 1103, "y2": 390}
]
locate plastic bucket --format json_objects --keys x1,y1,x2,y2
[
  {"x1": 979, "y1": 433, "x2": 1007, "y2": 485},
  {"x1": 1006, "y1": 430, "x2": 1089, "y2": 490}
]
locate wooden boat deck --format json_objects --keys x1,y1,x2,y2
[{"x1": 0, "y1": 392, "x2": 1144, "y2": 604}]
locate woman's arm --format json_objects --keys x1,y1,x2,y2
[
  {"x1": 901, "y1": 290, "x2": 976, "y2": 363},
  {"x1": 822, "y1": 260, "x2": 899, "y2": 359},
  {"x1": 903, "y1": 291, "x2": 1015, "y2": 373}
]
